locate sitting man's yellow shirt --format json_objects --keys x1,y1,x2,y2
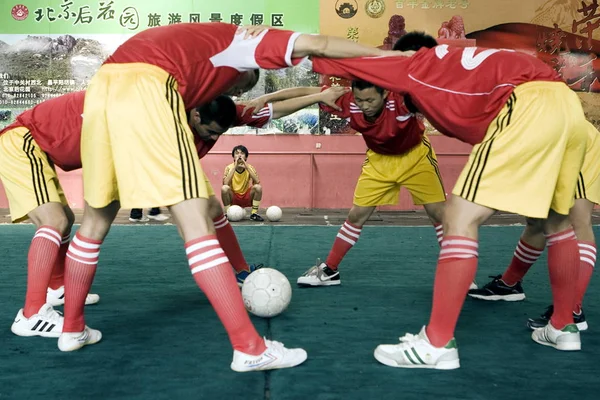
[{"x1": 224, "y1": 163, "x2": 258, "y2": 194}]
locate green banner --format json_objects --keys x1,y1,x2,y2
[{"x1": 1, "y1": 0, "x2": 320, "y2": 34}]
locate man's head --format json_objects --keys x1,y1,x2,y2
[
  {"x1": 224, "y1": 69, "x2": 261, "y2": 97},
  {"x1": 232, "y1": 145, "x2": 249, "y2": 166},
  {"x1": 393, "y1": 31, "x2": 438, "y2": 52},
  {"x1": 189, "y1": 95, "x2": 237, "y2": 142},
  {"x1": 351, "y1": 80, "x2": 388, "y2": 118}
]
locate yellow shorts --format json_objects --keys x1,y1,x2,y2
[
  {"x1": 574, "y1": 122, "x2": 600, "y2": 205},
  {"x1": 453, "y1": 82, "x2": 587, "y2": 218},
  {"x1": 353, "y1": 136, "x2": 446, "y2": 207},
  {"x1": 0, "y1": 127, "x2": 68, "y2": 222},
  {"x1": 204, "y1": 170, "x2": 215, "y2": 197},
  {"x1": 81, "y1": 63, "x2": 208, "y2": 209}
]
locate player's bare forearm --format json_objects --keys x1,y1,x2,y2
[
  {"x1": 260, "y1": 87, "x2": 321, "y2": 104},
  {"x1": 223, "y1": 169, "x2": 235, "y2": 186},
  {"x1": 271, "y1": 93, "x2": 322, "y2": 119},
  {"x1": 292, "y1": 35, "x2": 386, "y2": 59},
  {"x1": 248, "y1": 170, "x2": 260, "y2": 184}
]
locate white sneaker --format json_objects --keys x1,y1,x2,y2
[
  {"x1": 129, "y1": 215, "x2": 150, "y2": 222},
  {"x1": 374, "y1": 326, "x2": 460, "y2": 370},
  {"x1": 47, "y1": 286, "x2": 100, "y2": 307},
  {"x1": 58, "y1": 326, "x2": 102, "y2": 352},
  {"x1": 147, "y1": 213, "x2": 170, "y2": 221},
  {"x1": 531, "y1": 322, "x2": 581, "y2": 351},
  {"x1": 11, "y1": 303, "x2": 64, "y2": 338},
  {"x1": 297, "y1": 262, "x2": 340, "y2": 287},
  {"x1": 469, "y1": 281, "x2": 478, "y2": 290},
  {"x1": 230, "y1": 338, "x2": 307, "y2": 372}
]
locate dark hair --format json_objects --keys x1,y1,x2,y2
[
  {"x1": 393, "y1": 31, "x2": 438, "y2": 51},
  {"x1": 196, "y1": 95, "x2": 236, "y2": 130},
  {"x1": 250, "y1": 69, "x2": 260, "y2": 87},
  {"x1": 351, "y1": 79, "x2": 385, "y2": 94},
  {"x1": 232, "y1": 145, "x2": 249, "y2": 159}
]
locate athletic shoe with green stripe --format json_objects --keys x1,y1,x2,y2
[
  {"x1": 531, "y1": 322, "x2": 581, "y2": 351},
  {"x1": 373, "y1": 326, "x2": 460, "y2": 370}
]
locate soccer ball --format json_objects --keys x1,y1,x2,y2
[
  {"x1": 242, "y1": 268, "x2": 292, "y2": 318},
  {"x1": 227, "y1": 205, "x2": 245, "y2": 222},
  {"x1": 266, "y1": 206, "x2": 282, "y2": 222}
]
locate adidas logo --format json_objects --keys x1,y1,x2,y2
[{"x1": 31, "y1": 320, "x2": 56, "y2": 333}]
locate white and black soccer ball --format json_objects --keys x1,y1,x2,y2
[{"x1": 241, "y1": 268, "x2": 292, "y2": 318}]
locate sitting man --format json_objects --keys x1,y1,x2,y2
[{"x1": 222, "y1": 145, "x2": 264, "y2": 221}]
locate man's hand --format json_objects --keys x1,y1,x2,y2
[
  {"x1": 319, "y1": 86, "x2": 350, "y2": 111},
  {"x1": 241, "y1": 98, "x2": 267, "y2": 116},
  {"x1": 236, "y1": 156, "x2": 247, "y2": 170},
  {"x1": 236, "y1": 25, "x2": 271, "y2": 39}
]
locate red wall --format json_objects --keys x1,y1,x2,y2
[{"x1": 0, "y1": 135, "x2": 472, "y2": 210}]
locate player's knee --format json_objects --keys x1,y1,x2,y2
[
  {"x1": 252, "y1": 184, "x2": 262, "y2": 194},
  {"x1": 29, "y1": 203, "x2": 70, "y2": 234},
  {"x1": 207, "y1": 196, "x2": 224, "y2": 219},
  {"x1": 221, "y1": 185, "x2": 232, "y2": 196},
  {"x1": 347, "y1": 206, "x2": 370, "y2": 226},
  {"x1": 524, "y1": 218, "x2": 545, "y2": 235}
]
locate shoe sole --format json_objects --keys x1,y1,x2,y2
[
  {"x1": 47, "y1": 297, "x2": 101, "y2": 307},
  {"x1": 468, "y1": 293, "x2": 525, "y2": 301},
  {"x1": 11, "y1": 325, "x2": 61, "y2": 338},
  {"x1": 528, "y1": 320, "x2": 588, "y2": 332},
  {"x1": 531, "y1": 331, "x2": 581, "y2": 351},
  {"x1": 297, "y1": 280, "x2": 341, "y2": 287},
  {"x1": 373, "y1": 350, "x2": 460, "y2": 370}
]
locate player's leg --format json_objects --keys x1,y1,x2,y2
[
  {"x1": 249, "y1": 184, "x2": 264, "y2": 221},
  {"x1": 298, "y1": 150, "x2": 390, "y2": 287},
  {"x1": 221, "y1": 185, "x2": 234, "y2": 214},
  {"x1": 76, "y1": 65, "x2": 305, "y2": 368},
  {"x1": 374, "y1": 83, "x2": 586, "y2": 369},
  {"x1": 530, "y1": 84, "x2": 587, "y2": 351},
  {"x1": 0, "y1": 127, "x2": 71, "y2": 337},
  {"x1": 527, "y1": 198, "x2": 594, "y2": 331},
  {"x1": 206, "y1": 175, "x2": 260, "y2": 284},
  {"x1": 468, "y1": 217, "x2": 544, "y2": 301}
]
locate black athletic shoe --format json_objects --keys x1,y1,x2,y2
[
  {"x1": 250, "y1": 213, "x2": 264, "y2": 222},
  {"x1": 467, "y1": 275, "x2": 525, "y2": 301},
  {"x1": 527, "y1": 305, "x2": 588, "y2": 331}
]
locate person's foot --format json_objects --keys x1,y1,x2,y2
[
  {"x1": 297, "y1": 261, "x2": 340, "y2": 287},
  {"x1": 58, "y1": 326, "x2": 102, "y2": 352},
  {"x1": 527, "y1": 305, "x2": 588, "y2": 331},
  {"x1": 129, "y1": 215, "x2": 149, "y2": 222},
  {"x1": 147, "y1": 213, "x2": 170, "y2": 221},
  {"x1": 531, "y1": 322, "x2": 581, "y2": 351},
  {"x1": 47, "y1": 286, "x2": 100, "y2": 307},
  {"x1": 250, "y1": 213, "x2": 264, "y2": 222},
  {"x1": 230, "y1": 339, "x2": 307, "y2": 372},
  {"x1": 11, "y1": 303, "x2": 64, "y2": 338},
  {"x1": 467, "y1": 275, "x2": 525, "y2": 301}
]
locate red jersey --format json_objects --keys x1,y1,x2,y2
[
  {"x1": 106, "y1": 23, "x2": 303, "y2": 108},
  {"x1": 320, "y1": 88, "x2": 424, "y2": 155},
  {"x1": 193, "y1": 103, "x2": 273, "y2": 158},
  {"x1": 0, "y1": 91, "x2": 85, "y2": 171},
  {"x1": 312, "y1": 45, "x2": 562, "y2": 145},
  {"x1": 234, "y1": 104, "x2": 272, "y2": 128}
]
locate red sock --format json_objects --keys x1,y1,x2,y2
[
  {"x1": 574, "y1": 241, "x2": 596, "y2": 313},
  {"x1": 23, "y1": 226, "x2": 62, "y2": 317},
  {"x1": 63, "y1": 233, "x2": 101, "y2": 333},
  {"x1": 48, "y1": 234, "x2": 70, "y2": 290},
  {"x1": 213, "y1": 214, "x2": 250, "y2": 273},
  {"x1": 434, "y1": 223, "x2": 443, "y2": 246},
  {"x1": 426, "y1": 236, "x2": 478, "y2": 347},
  {"x1": 186, "y1": 235, "x2": 266, "y2": 355},
  {"x1": 501, "y1": 239, "x2": 544, "y2": 286},
  {"x1": 325, "y1": 220, "x2": 362, "y2": 270},
  {"x1": 546, "y1": 229, "x2": 579, "y2": 329}
]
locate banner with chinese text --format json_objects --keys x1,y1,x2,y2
[
  {"x1": 0, "y1": 0, "x2": 320, "y2": 129},
  {"x1": 320, "y1": 0, "x2": 600, "y2": 132}
]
